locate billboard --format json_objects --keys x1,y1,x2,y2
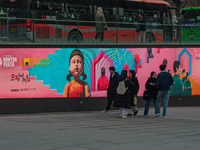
[{"x1": 0, "y1": 47, "x2": 200, "y2": 98}]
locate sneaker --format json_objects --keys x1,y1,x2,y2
[
  {"x1": 134, "y1": 110, "x2": 139, "y2": 116},
  {"x1": 127, "y1": 109, "x2": 133, "y2": 116},
  {"x1": 155, "y1": 114, "x2": 161, "y2": 117},
  {"x1": 102, "y1": 110, "x2": 108, "y2": 114},
  {"x1": 163, "y1": 116, "x2": 167, "y2": 119},
  {"x1": 120, "y1": 115, "x2": 127, "y2": 119},
  {"x1": 127, "y1": 113, "x2": 133, "y2": 117}
]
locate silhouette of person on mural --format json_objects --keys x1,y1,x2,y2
[
  {"x1": 147, "y1": 48, "x2": 153, "y2": 63},
  {"x1": 182, "y1": 69, "x2": 186, "y2": 84},
  {"x1": 183, "y1": 72, "x2": 192, "y2": 95},
  {"x1": 134, "y1": 54, "x2": 141, "y2": 73},
  {"x1": 170, "y1": 60, "x2": 184, "y2": 96},
  {"x1": 97, "y1": 67, "x2": 109, "y2": 91}
]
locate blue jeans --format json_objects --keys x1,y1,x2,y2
[
  {"x1": 155, "y1": 90, "x2": 170, "y2": 116},
  {"x1": 144, "y1": 99, "x2": 156, "y2": 115},
  {"x1": 119, "y1": 107, "x2": 127, "y2": 116}
]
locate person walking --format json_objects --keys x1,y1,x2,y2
[
  {"x1": 103, "y1": 66, "x2": 118, "y2": 113},
  {"x1": 128, "y1": 70, "x2": 140, "y2": 116},
  {"x1": 155, "y1": 65, "x2": 174, "y2": 119},
  {"x1": 113, "y1": 70, "x2": 134, "y2": 118},
  {"x1": 144, "y1": 72, "x2": 158, "y2": 116},
  {"x1": 136, "y1": 13, "x2": 147, "y2": 43},
  {"x1": 94, "y1": 7, "x2": 107, "y2": 42}
]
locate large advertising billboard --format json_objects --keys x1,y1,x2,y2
[{"x1": 0, "y1": 48, "x2": 200, "y2": 98}]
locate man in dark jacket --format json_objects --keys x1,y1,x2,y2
[
  {"x1": 103, "y1": 66, "x2": 118, "y2": 113},
  {"x1": 155, "y1": 65, "x2": 174, "y2": 119},
  {"x1": 136, "y1": 13, "x2": 147, "y2": 43}
]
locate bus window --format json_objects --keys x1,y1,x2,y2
[
  {"x1": 113, "y1": 7, "x2": 117, "y2": 15},
  {"x1": 118, "y1": 8, "x2": 124, "y2": 16},
  {"x1": 89, "y1": 5, "x2": 93, "y2": 14},
  {"x1": 183, "y1": 10, "x2": 197, "y2": 21}
]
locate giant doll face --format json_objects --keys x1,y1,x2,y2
[{"x1": 69, "y1": 55, "x2": 84, "y2": 77}]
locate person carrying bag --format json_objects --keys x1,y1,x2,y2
[{"x1": 143, "y1": 72, "x2": 158, "y2": 116}]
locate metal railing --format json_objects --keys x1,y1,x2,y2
[{"x1": 1, "y1": 10, "x2": 200, "y2": 44}]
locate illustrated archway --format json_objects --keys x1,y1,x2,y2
[
  {"x1": 178, "y1": 48, "x2": 192, "y2": 75},
  {"x1": 91, "y1": 50, "x2": 113, "y2": 91}
]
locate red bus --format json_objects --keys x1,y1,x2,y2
[{"x1": 0, "y1": 0, "x2": 174, "y2": 43}]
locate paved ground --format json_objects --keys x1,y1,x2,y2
[{"x1": 0, "y1": 106, "x2": 200, "y2": 150}]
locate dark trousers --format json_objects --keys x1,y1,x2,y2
[
  {"x1": 144, "y1": 98, "x2": 156, "y2": 115},
  {"x1": 105, "y1": 100, "x2": 113, "y2": 111},
  {"x1": 95, "y1": 32, "x2": 104, "y2": 42}
]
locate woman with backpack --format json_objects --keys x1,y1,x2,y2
[
  {"x1": 113, "y1": 70, "x2": 134, "y2": 118},
  {"x1": 144, "y1": 71, "x2": 158, "y2": 116}
]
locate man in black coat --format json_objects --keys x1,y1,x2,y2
[{"x1": 103, "y1": 66, "x2": 118, "y2": 113}]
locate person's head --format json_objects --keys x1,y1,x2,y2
[
  {"x1": 67, "y1": 49, "x2": 86, "y2": 81},
  {"x1": 121, "y1": 70, "x2": 127, "y2": 78},
  {"x1": 109, "y1": 66, "x2": 115, "y2": 74},
  {"x1": 186, "y1": 72, "x2": 190, "y2": 81},
  {"x1": 97, "y1": 7, "x2": 103, "y2": 14},
  {"x1": 163, "y1": 59, "x2": 168, "y2": 66},
  {"x1": 182, "y1": 69, "x2": 186, "y2": 77},
  {"x1": 129, "y1": 70, "x2": 136, "y2": 78},
  {"x1": 101, "y1": 67, "x2": 105, "y2": 76},
  {"x1": 139, "y1": 13, "x2": 143, "y2": 18},
  {"x1": 150, "y1": 71, "x2": 156, "y2": 78},
  {"x1": 173, "y1": 60, "x2": 181, "y2": 76},
  {"x1": 159, "y1": 64, "x2": 166, "y2": 71}
]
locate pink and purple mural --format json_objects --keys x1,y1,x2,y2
[{"x1": 0, "y1": 47, "x2": 200, "y2": 98}]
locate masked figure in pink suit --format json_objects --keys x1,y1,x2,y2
[
  {"x1": 97, "y1": 67, "x2": 109, "y2": 91},
  {"x1": 124, "y1": 63, "x2": 129, "y2": 77},
  {"x1": 134, "y1": 54, "x2": 141, "y2": 73}
]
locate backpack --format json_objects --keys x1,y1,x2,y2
[{"x1": 116, "y1": 79, "x2": 128, "y2": 95}]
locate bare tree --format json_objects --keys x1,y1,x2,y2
[{"x1": 164, "y1": 0, "x2": 198, "y2": 7}]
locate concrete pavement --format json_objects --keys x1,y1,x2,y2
[{"x1": 0, "y1": 106, "x2": 200, "y2": 150}]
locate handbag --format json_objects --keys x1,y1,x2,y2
[{"x1": 143, "y1": 89, "x2": 150, "y2": 100}]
